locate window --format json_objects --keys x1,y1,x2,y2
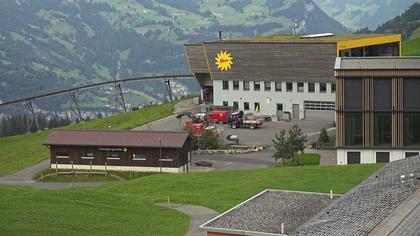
[
  {"x1": 233, "y1": 81, "x2": 239, "y2": 90},
  {"x1": 254, "y1": 102, "x2": 260, "y2": 112},
  {"x1": 376, "y1": 152, "x2": 390, "y2": 163},
  {"x1": 345, "y1": 113, "x2": 363, "y2": 146},
  {"x1": 222, "y1": 81, "x2": 229, "y2": 90},
  {"x1": 404, "y1": 78, "x2": 420, "y2": 110},
  {"x1": 133, "y1": 154, "x2": 146, "y2": 161},
  {"x1": 374, "y1": 113, "x2": 392, "y2": 146},
  {"x1": 308, "y1": 83, "x2": 315, "y2": 93},
  {"x1": 374, "y1": 79, "x2": 391, "y2": 109},
  {"x1": 275, "y1": 82, "x2": 282, "y2": 92},
  {"x1": 286, "y1": 82, "x2": 293, "y2": 92},
  {"x1": 222, "y1": 101, "x2": 228, "y2": 107},
  {"x1": 81, "y1": 152, "x2": 95, "y2": 160},
  {"x1": 264, "y1": 82, "x2": 271, "y2": 91},
  {"x1": 331, "y1": 84, "x2": 336, "y2": 93},
  {"x1": 344, "y1": 79, "x2": 362, "y2": 110},
  {"x1": 254, "y1": 81, "x2": 260, "y2": 91},
  {"x1": 244, "y1": 102, "x2": 250, "y2": 110},
  {"x1": 320, "y1": 83, "x2": 327, "y2": 93},
  {"x1": 243, "y1": 81, "x2": 250, "y2": 91},
  {"x1": 106, "y1": 153, "x2": 120, "y2": 160},
  {"x1": 347, "y1": 152, "x2": 361, "y2": 164},
  {"x1": 297, "y1": 82, "x2": 304, "y2": 92},
  {"x1": 405, "y1": 152, "x2": 419, "y2": 158},
  {"x1": 233, "y1": 101, "x2": 239, "y2": 111},
  {"x1": 56, "y1": 152, "x2": 69, "y2": 159},
  {"x1": 304, "y1": 101, "x2": 335, "y2": 111},
  {"x1": 404, "y1": 113, "x2": 420, "y2": 147}
]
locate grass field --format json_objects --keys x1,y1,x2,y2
[
  {"x1": 402, "y1": 37, "x2": 420, "y2": 56},
  {"x1": 0, "y1": 164, "x2": 382, "y2": 235},
  {"x1": 274, "y1": 153, "x2": 321, "y2": 167},
  {"x1": 0, "y1": 101, "x2": 177, "y2": 177}
]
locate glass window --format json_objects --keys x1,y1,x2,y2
[
  {"x1": 222, "y1": 101, "x2": 228, "y2": 106},
  {"x1": 56, "y1": 152, "x2": 70, "y2": 158},
  {"x1": 405, "y1": 152, "x2": 419, "y2": 158},
  {"x1": 297, "y1": 82, "x2": 304, "y2": 92},
  {"x1": 244, "y1": 102, "x2": 249, "y2": 110},
  {"x1": 404, "y1": 113, "x2": 420, "y2": 147},
  {"x1": 81, "y1": 152, "x2": 94, "y2": 159},
  {"x1": 347, "y1": 152, "x2": 361, "y2": 164},
  {"x1": 344, "y1": 79, "x2": 362, "y2": 110},
  {"x1": 243, "y1": 81, "x2": 250, "y2": 91},
  {"x1": 374, "y1": 113, "x2": 392, "y2": 147},
  {"x1": 233, "y1": 81, "x2": 239, "y2": 90},
  {"x1": 233, "y1": 101, "x2": 238, "y2": 111},
  {"x1": 308, "y1": 83, "x2": 315, "y2": 93},
  {"x1": 106, "y1": 153, "x2": 120, "y2": 159},
  {"x1": 376, "y1": 152, "x2": 390, "y2": 163},
  {"x1": 374, "y1": 79, "x2": 391, "y2": 110},
  {"x1": 404, "y1": 78, "x2": 420, "y2": 110},
  {"x1": 222, "y1": 81, "x2": 229, "y2": 90},
  {"x1": 254, "y1": 102, "x2": 260, "y2": 112},
  {"x1": 320, "y1": 83, "x2": 327, "y2": 93},
  {"x1": 254, "y1": 81, "x2": 260, "y2": 91},
  {"x1": 133, "y1": 154, "x2": 146, "y2": 161},
  {"x1": 331, "y1": 84, "x2": 336, "y2": 93},
  {"x1": 264, "y1": 82, "x2": 271, "y2": 91},
  {"x1": 286, "y1": 82, "x2": 293, "y2": 92},
  {"x1": 275, "y1": 82, "x2": 282, "y2": 91},
  {"x1": 345, "y1": 113, "x2": 363, "y2": 146}
]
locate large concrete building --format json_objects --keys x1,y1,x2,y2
[
  {"x1": 185, "y1": 34, "x2": 401, "y2": 121},
  {"x1": 335, "y1": 57, "x2": 420, "y2": 164}
]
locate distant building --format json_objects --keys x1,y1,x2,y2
[
  {"x1": 200, "y1": 156, "x2": 420, "y2": 236},
  {"x1": 185, "y1": 34, "x2": 401, "y2": 121},
  {"x1": 335, "y1": 57, "x2": 420, "y2": 164},
  {"x1": 43, "y1": 129, "x2": 192, "y2": 173}
]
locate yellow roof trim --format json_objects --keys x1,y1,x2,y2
[{"x1": 336, "y1": 34, "x2": 401, "y2": 52}]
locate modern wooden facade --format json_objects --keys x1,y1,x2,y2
[
  {"x1": 335, "y1": 57, "x2": 420, "y2": 164},
  {"x1": 44, "y1": 129, "x2": 192, "y2": 173},
  {"x1": 185, "y1": 34, "x2": 401, "y2": 121}
]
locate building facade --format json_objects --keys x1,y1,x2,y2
[
  {"x1": 185, "y1": 34, "x2": 401, "y2": 121},
  {"x1": 335, "y1": 57, "x2": 420, "y2": 164},
  {"x1": 44, "y1": 129, "x2": 192, "y2": 173}
]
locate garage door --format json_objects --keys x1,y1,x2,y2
[{"x1": 304, "y1": 101, "x2": 335, "y2": 121}]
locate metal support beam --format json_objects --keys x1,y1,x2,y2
[
  {"x1": 115, "y1": 83, "x2": 127, "y2": 112},
  {"x1": 164, "y1": 78, "x2": 173, "y2": 102},
  {"x1": 69, "y1": 92, "x2": 83, "y2": 121},
  {"x1": 25, "y1": 100, "x2": 39, "y2": 132}
]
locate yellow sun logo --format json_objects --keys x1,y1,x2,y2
[{"x1": 215, "y1": 51, "x2": 233, "y2": 71}]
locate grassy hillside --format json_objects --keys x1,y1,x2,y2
[
  {"x1": 402, "y1": 37, "x2": 420, "y2": 56},
  {"x1": 0, "y1": 101, "x2": 177, "y2": 177},
  {"x1": 0, "y1": 164, "x2": 382, "y2": 235}
]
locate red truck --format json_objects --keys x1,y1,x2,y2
[{"x1": 207, "y1": 110, "x2": 228, "y2": 124}]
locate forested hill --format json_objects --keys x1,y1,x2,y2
[{"x1": 0, "y1": 0, "x2": 348, "y2": 112}]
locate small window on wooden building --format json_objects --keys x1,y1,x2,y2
[
  {"x1": 56, "y1": 152, "x2": 70, "y2": 159},
  {"x1": 376, "y1": 152, "x2": 390, "y2": 163},
  {"x1": 81, "y1": 152, "x2": 95, "y2": 159},
  {"x1": 264, "y1": 82, "x2": 271, "y2": 91},
  {"x1": 244, "y1": 102, "x2": 250, "y2": 110},
  {"x1": 106, "y1": 153, "x2": 120, "y2": 160},
  {"x1": 222, "y1": 81, "x2": 229, "y2": 90},
  {"x1": 331, "y1": 84, "x2": 336, "y2": 93},
  {"x1": 133, "y1": 154, "x2": 146, "y2": 161},
  {"x1": 223, "y1": 101, "x2": 228, "y2": 106},
  {"x1": 308, "y1": 83, "x2": 315, "y2": 93}
]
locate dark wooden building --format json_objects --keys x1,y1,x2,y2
[
  {"x1": 335, "y1": 57, "x2": 420, "y2": 164},
  {"x1": 44, "y1": 129, "x2": 192, "y2": 173}
]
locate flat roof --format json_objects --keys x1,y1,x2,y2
[
  {"x1": 43, "y1": 129, "x2": 190, "y2": 148},
  {"x1": 200, "y1": 189, "x2": 337, "y2": 235},
  {"x1": 203, "y1": 34, "x2": 394, "y2": 44},
  {"x1": 335, "y1": 57, "x2": 420, "y2": 70}
]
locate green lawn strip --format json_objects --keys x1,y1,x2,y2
[
  {"x1": 274, "y1": 153, "x2": 321, "y2": 167},
  {"x1": 0, "y1": 101, "x2": 178, "y2": 177},
  {"x1": 0, "y1": 164, "x2": 381, "y2": 235}
]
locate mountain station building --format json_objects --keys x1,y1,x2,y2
[
  {"x1": 185, "y1": 34, "x2": 401, "y2": 121},
  {"x1": 43, "y1": 129, "x2": 192, "y2": 173},
  {"x1": 335, "y1": 57, "x2": 420, "y2": 164}
]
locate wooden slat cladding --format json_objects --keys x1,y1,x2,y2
[
  {"x1": 336, "y1": 70, "x2": 420, "y2": 78},
  {"x1": 184, "y1": 44, "x2": 210, "y2": 73},
  {"x1": 362, "y1": 78, "x2": 374, "y2": 147},
  {"x1": 203, "y1": 43, "x2": 337, "y2": 83},
  {"x1": 336, "y1": 78, "x2": 344, "y2": 147}
]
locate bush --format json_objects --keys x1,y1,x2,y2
[
  {"x1": 318, "y1": 128, "x2": 330, "y2": 143},
  {"x1": 185, "y1": 127, "x2": 220, "y2": 150}
]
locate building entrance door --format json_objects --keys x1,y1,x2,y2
[
  {"x1": 276, "y1": 104, "x2": 283, "y2": 121},
  {"x1": 292, "y1": 104, "x2": 299, "y2": 120}
]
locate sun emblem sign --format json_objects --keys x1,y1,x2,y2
[{"x1": 215, "y1": 51, "x2": 233, "y2": 71}]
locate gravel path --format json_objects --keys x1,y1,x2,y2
[{"x1": 157, "y1": 203, "x2": 218, "y2": 236}]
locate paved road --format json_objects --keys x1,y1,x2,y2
[{"x1": 157, "y1": 204, "x2": 219, "y2": 236}]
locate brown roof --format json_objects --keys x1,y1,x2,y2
[{"x1": 44, "y1": 129, "x2": 190, "y2": 148}]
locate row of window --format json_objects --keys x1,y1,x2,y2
[
  {"x1": 304, "y1": 101, "x2": 335, "y2": 111},
  {"x1": 222, "y1": 81, "x2": 336, "y2": 93},
  {"x1": 345, "y1": 112, "x2": 420, "y2": 147},
  {"x1": 55, "y1": 152, "x2": 148, "y2": 161},
  {"x1": 346, "y1": 151, "x2": 419, "y2": 164},
  {"x1": 223, "y1": 101, "x2": 259, "y2": 111}
]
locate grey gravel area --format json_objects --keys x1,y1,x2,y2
[
  {"x1": 201, "y1": 190, "x2": 336, "y2": 235},
  {"x1": 293, "y1": 156, "x2": 420, "y2": 236}
]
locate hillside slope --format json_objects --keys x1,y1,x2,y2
[{"x1": 0, "y1": 0, "x2": 348, "y2": 112}]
